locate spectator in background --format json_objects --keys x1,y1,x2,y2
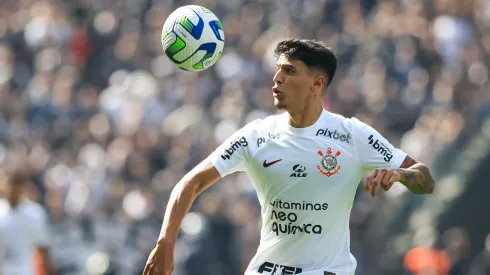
[
  {"x1": 443, "y1": 227, "x2": 471, "y2": 275},
  {"x1": 403, "y1": 227, "x2": 451, "y2": 275},
  {"x1": 0, "y1": 159, "x2": 56, "y2": 275},
  {"x1": 468, "y1": 233, "x2": 490, "y2": 275}
]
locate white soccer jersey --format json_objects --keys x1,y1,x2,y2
[
  {"x1": 210, "y1": 110, "x2": 407, "y2": 275},
  {"x1": 0, "y1": 199, "x2": 51, "y2": 275}
]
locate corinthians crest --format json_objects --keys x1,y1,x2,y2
[{"x1": 317, "y1": 147, "x2": 341, "y2": 177}]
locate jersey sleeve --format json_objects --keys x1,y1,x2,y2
[
  {"x1": 350, "y1": 118, "x2": 407, "y2": 171},
  {"x1": 209, "y1": 120, "x2": 259, "y2": 177}
]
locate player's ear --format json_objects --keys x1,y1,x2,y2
[{"x1": 313, "y1": 75, "x2": 325, "y2": 90}]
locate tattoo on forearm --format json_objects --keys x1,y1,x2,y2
[
  {"x1": 397, "y1": 165, "x2": 435, "y2": 194},
  {"x1": 397, "y1": 156, "x2": 435, "y2": 194},
  {"x1": 400, "y1": 155, "x2": 418, "y2": 168}
]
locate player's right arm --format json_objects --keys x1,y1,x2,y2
[
  {"x1": 143, "y1": 159, "x2": 221, "y2": 275},
  {"x1": 143, "y1": 120, "x2": 257, "y2": 275}
]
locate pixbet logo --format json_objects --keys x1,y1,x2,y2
[
  {"x1": 257, "y1": 137, "x2": 266, "y2": 147},
  {"x1": 316, "y1": 128, "x2": 351, "y2": 143},
  {"x1": 258, "y1": 261, "x2": 302, "y2": 275},
  {"x1": 257, "y1": 132, "x2": 286, "y2": 148},
  {"x1": 367, "y1": 135, "x2": 393, "y2": 162},
  {"x1": 220, "y1": 137, "x2": 248, "y2": 160}
]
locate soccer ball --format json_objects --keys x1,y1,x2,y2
[{"x1": 161, "y1": 5, "x2": 225, "y2": 72}]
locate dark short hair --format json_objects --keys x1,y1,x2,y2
[{"x1": 274, "y1": 38, "x2": 337, "y2": 89}]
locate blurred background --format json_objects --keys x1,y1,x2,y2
[{"x1": 0, "y1": 0, "x2": 490, "y2": 274}]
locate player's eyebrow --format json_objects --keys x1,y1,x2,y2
[{"x1": 276, "y1": 63, "x2": 297, "y2": 71}]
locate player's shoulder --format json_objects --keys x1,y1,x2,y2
[
  {"x1": 230, "y1": 113, "x2": 285, "y2": 151},
  {"x1": 324, "y1": 112, "x2": 371, "y2": 131},
  {"x1": 314, "y1": 111, "x2": 377, "y2": 146},
  {"x1": 316, "y1": 111, "x2": 356, "y2": 134},
  {"x1": 261, "y1": 113, "x2": 285, "y2": 130},
  {"x1": 324, "y1": 111, "x2": 356, "y2": 125},
  {"x1": 242, "y1": 113, "x2": 284, "y2": 135},
  {"x1": 325, "y1": 111, "x2": 350, "y2": 123}
]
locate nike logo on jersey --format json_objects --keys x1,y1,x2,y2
[{"x1": 263, "y1": 159, "x2": 282, "y2": 167}]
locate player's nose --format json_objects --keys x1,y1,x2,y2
[{"x1": 273, "y1": 70, "x2": 284, "y2": 85}]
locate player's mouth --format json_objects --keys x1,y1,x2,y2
[{"x1": 272, "y1": 87, "x2": 282, "y2": 97}]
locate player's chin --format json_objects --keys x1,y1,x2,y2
[{"x1": 274, "y1": 98, "x2": 287, "y2": 110}]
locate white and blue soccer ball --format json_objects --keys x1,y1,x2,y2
[{"x1": 161, "y1": 5, "x2": 225, "y2": 72}]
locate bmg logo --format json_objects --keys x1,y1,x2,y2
[
  {"x1": 258, "y1": 261, "x2": 302, "y2": 275},
  {"x1": 367, "y1": 135, "x2": 393, "y2": 162},
  {"x1": 220, "y1": 136, "x2": 248, "y2": 160}
]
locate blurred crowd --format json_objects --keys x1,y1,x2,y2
[{"x1": 1, "y1": 0, "x2": 490, "y2": 274}]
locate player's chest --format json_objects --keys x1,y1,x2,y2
[{"x1": 249, "y1": 137, "x2": 359, "y2": 185}]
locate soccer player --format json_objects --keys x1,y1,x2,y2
[
  {"x1": 0, "y1": 167, "x2": 56, "y2": 275},
  {"x1": 143, "y1": 39, "x2": 435, "y2": 275}
]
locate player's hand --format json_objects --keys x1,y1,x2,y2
[
  {"x1": 365, "y1": 168, "x2": 402, "y2": 197},
  {"x1": 143, "y1": 242, "x2": 174, "y2": 275}
]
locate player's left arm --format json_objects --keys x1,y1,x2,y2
[
  {"x1": 350, "y1": 117, "x2": 435, "y2": 197},
  {"x1": 365, "y1": 155, "x2": 435, "y2": 196}
]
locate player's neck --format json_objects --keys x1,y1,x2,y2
[{"x1": 286, "y1": 101, "x2": 323, "y2": 128}]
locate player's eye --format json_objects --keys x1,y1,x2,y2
[
  {"x1": 285, "y1": 67, "x2": 296, "y2": 74},
  {"x1": 276, "y1": 65, "x2": 295, "y2": 74}
]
